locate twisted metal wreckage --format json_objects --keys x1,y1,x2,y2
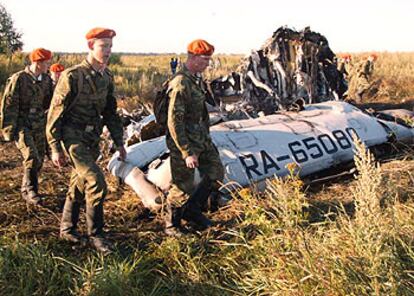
[
  {"x1": 108, "y1": 27, "x2": 414, "y2": 212},
  {"x1": 210, "y1": 26, "x2": 348, "y2": 116}
]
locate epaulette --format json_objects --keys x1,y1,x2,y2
[
  {"x1": 104, "y1": 67, "x2": 114, "y2": 78},
  {"x1": 8, "y1": 70, "x2": 26, "y2": 82},
  {"x1": 3, "y1": 71, "x2": 27, "y2": 89},
  {"x1": 169, "y1": 72, "x2": 188, "y2": 85},
  {"x1": 168, "y1": 73, "x2": 191, "y2": 93},
  {"x1": 64, "y1": 64, "x2": 84, "y2": 77}
]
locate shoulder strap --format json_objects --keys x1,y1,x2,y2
[
  {"x1": 166, "y1": 71, "x2": 191, "y2": 92},
  {"x1": 1, "y1": 71, "x2": 25, "y2": 108},
  {"x1": 169, "y1": 71, "x2": 216, "y2": 106},
  {"x1": 20, "y1": 72, "x2": 28, "y2": 92},
  {"x1": 85, "y1": 71, "x2": 97, "y2": 94},
  {"x1": 63, "y1": 68, "x2": 85, "y2": 115},
  {"x1": 2, "y1": 73, "x2": 18, "y2": 97}
]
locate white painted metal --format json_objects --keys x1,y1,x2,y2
[{"x1": 108, "y1": 101, "x2": 414, "y2": 200}]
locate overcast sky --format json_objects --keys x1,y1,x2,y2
[{"x1": 2, "y1": 0, "x2": 414, "y2": 54}]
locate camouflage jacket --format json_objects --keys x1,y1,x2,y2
[
  {"x1": 0, "y1": 67, "x2": 53, "y2": 141},
  {"x1": 357, "y1": 60, "x2": 374, "y2": 79},
  {"x1": 46, "y1": 60, "x2": 123, "y2": 154},
  {"x1": 166, "y1": 65, "x2": 211, "y2": 159},
  {"x1": 337, "y1": 60, "x2": 351, "y2": 77}
]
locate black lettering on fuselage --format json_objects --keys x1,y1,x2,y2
[
  {"x1": 260, "y1": 150, "x2": 280, "y2": 174},
  {"x1": 238, "y1": 128, "x2": 357, "y2": 180},
  {"x1": 239, "y1": 154, "x2": 262, "y2": 179}
]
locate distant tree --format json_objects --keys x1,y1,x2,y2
[
  {"x1": 0, "y1": 3, "x2": 23, "y2": 55},
  {"x1": 109, "y1": 53, "x2": 122, "y2": 66}
]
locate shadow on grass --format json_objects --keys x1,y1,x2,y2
[
  {"x1": 360, "y1": 98, "x2": 414, "y2": 111},
  {"x1": 307, "y1": 199, "x2": 355, "y2": 223},
  {"x1": 0, "y1": 236, "x2": 232, "y2": 296}
]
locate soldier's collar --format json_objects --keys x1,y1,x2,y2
[
  {"x1": 83, "y1": 59, "x2": 105, "y2": 76},
  {"x1": 182, "y1": 65, "x2": 203, "y2": 82},
  {"x1": 24, "y1": 66, "x2": 42, "y2": 82}
]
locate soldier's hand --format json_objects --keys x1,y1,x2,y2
[
  {"x1": 185, "y1": 155, "x2": 199, "y2": 169},
  {"x1": 52, "y1": 152, "x2": 66, "y2": 168},
  {"x1": 117, "y1": 145, "x2": 127, "y2": 161}
]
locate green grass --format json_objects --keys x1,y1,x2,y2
[{"x1": 1, "y1": 141, "x2": 414, "y2": 295}]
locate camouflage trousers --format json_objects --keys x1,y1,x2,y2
[
  {"x1": 15, "y1": 128, "x2": 46, "y2": 172},
  {"x1": 167, "y1": 140, "x2": 224, "y2": 206},
  {"x1": 355, "y1": 76, "x2": 371, "y2": 102},
  {"x1": 64, "y1": 140, "x2": 107, "y2": 207}
]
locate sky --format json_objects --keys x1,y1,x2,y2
[{"x1": 2, "y1": 0, "x2": 414, "y2": 54}]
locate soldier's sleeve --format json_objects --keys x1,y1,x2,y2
[
  {"x1": 1, "y1": 75, "x2": 21, "y2": 141},
  {"x1": 363, "y1": 60, "x2": 371, "y2": 76},
  {"x1": 202, "y1": 103, "x2": 210, "y2": 132},
  {"x1": 202, "y1": 81, "x2": 213, "y2": 131},
  {"x1": 46, "y1": 71, "x2": 75, "y2": 154},
  {"x1": 167, "y1": 78, "x2": 193, "y2": 159},
  {"x1": 43, "y1": 75, "x2": 54, "y2": 111},
  {"x1": 102, "y1": 76, "x2": 123, "y2": 147},
  {"x1": 367, "y1": 61, "x2": 374, "y2": 76}
]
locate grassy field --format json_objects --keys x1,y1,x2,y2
[{"x1": 0, "y1": 52, "x2": 414, "y2": 295}]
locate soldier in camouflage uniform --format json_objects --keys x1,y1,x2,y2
[
  {"x1": 354, "y1": 53, "x2": 377, "y2": 103},
  {"x1": 46, "y1": 28, "x2": 126, "y2": 253},
  {"x1": 49, "y1": 63, "x2": 65, "y2": 89},
  {"x1": 165, "y1": 39, "x2": 224, "y2": 235},
  {"x1": 0, "y1": 48, "x2": 53, "y2": 205},
  {"x1": 43, "y1": 63, "x2": 65, "y2": 159},
  {"x1": 337, "y1": 54, "x2": 352, "y2": 80}
]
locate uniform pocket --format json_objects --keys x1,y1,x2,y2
[{"x1": 80, "y1": 83, "x2": 93, "y2": 95}]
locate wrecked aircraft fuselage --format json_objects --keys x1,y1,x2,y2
[{"x1": 108, "y1": 101, "x2": 414, "y2": 211}]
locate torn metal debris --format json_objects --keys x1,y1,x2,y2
[{"x1": 211, "y1": 26, "x2": 348, "y2": 115}]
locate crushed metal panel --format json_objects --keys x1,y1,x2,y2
[
  {"x1": 226, "y1": 131, "x2": 258, "y2": 149},
  {"x1": 108, "y1": 136, "x2": 167, "y2": 171}
]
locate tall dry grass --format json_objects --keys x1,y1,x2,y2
[
  {"x1": 1, "y1": 52, "x2": 412, "y2": 108},
  {"x1": 1, "y1": 140, "x2": 414, "y2": 295},
  {"x1": 346, "y1": 52, "x2": 414, "y2": 103}
]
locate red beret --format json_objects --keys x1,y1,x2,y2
[
  {"x1": 50, "y1": 63, "x2": 65, "y2": 72},
  {"x1": 369, "y1": 53, "x2": 378, "y2": 60},
  {"x1": 29, "y1": 48, "x2": 52, "y2": 62},
  {"x1": 85, "y1": 27, "x2": 116, "y2": 40},
  {"x1": 187, "y1": 39, "x2": 215, "y2": 56}
]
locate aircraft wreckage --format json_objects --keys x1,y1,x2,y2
[{"x1": 108, "y1": 27, "x2": 414, "y2": 211}]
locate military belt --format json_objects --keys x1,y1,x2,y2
[
  {"x1": 65, "y1": 120, "x2": 96, "y2": 133},
  {"x1": 28, "y1": 107, "x2": 43, "y2": 114},
  {"x1": 187, "y1": 123, "x2": 204, "y2": 132}
]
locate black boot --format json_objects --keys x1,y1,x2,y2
[
  {"x1": 86, "y1": 201, "x2": 113, "y2": 253},
  {"x1": 207, "y1": 191, "x2": 221, "y2": 213},
  {"x1": 181, "y1": 177, "x2": 213, "y2": 230},
  {"x1": 200, "y1": 190, "x2": 222, "y2": 213},
  {"x1": 60, "y1": 197, "x2": 82, "y2": 243},
  {"x1": 30, "y1": 169, "x2": 39, "y2": 195},
  {"x1": 21, "y1": 169, "x2": 41, "y2": 205}
]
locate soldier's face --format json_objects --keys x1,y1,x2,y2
[
  {"x1": 51, "y1": 71, "x2": 61, "y2": 83},
  {"x1": 193, "y1": 55, "x2": 211, "y2": 73},
  {"x1": 91, "y1": 38, "x2": 112, "y2": 64},
  {"x1": 37, "y1": 59, "x2": 51, "y2": 74}
]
